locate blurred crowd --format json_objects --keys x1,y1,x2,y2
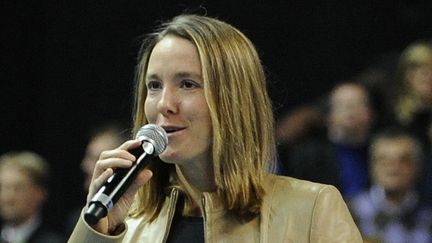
[
  {"x1": 277, "y1": 39, "x2": 432, "y2": 242},
  {"x1": 0, "y1": 39, "x2": 431, "y2": 242},
  {"x1": 0, "y1": 122, "x2": 128, "y2": 243}
]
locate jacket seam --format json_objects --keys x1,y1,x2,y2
[
  {"x1": 309, "y1": 185, "x2": 326, "y2": 242},
  {"x1": 262, "y1": 175, "x2": 277, "y2": 243}
]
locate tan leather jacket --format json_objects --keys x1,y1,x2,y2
[{"x1": 69, "y1": 175, "x2": 362, "y2": 242}]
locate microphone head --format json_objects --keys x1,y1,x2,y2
[{"x1": 135, "y1": 124, "x2": 168, "y2": 155}]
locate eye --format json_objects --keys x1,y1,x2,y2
[
  {"x1": 146, "y1": 80, "x2": 162, "y2": 90},
  {"x1": 180, "y1": 79, "x2": 201, "y2": 89}
]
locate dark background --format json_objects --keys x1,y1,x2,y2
[{"x1": 1, "y1": 0, "x2": 432, "y2": 232}]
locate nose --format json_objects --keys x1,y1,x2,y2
[{"x1": 157, "y1": 86, "x2": 179, "y2": 116}]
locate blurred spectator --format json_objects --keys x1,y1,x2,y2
[
  {"x1": 0, "y1": 151, "x2": 64, "y2": 243},
  {"x1": 394, "y1": 40, "x2": 432, "y2": 150},
  {"x1": 392, "y1": 40, "x2": 432, "y2": 205},
  {"x1": 349, "y1": 128, "x2": 432, "y2": 242},
  {"x1": 275, "y1": 51, "x2": 398, "y2": 149},
  {"x1": 64, "y1": 122, "x2": 128, "y2": 235},
  {"x1": 80, "y1": 122, "x2": 129, "y2": 191},
  {"x1": 284, "y1": 82, "x2": 375, "y2": 198},
  {"x1": 327, "y1": 83, "x2": 374, "y2": 147}
]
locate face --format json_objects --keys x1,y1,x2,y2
[
  {"x1": 372, "y1": 137, "x2": 418, "y2": 193},
  {"x1": 406, "y1": 59, "x2": 432, "y2": 104},
  {"x1": 328, "y1": 84, "x2": 373, "y2": 144},
  {"x1": 144, "y1": 35, "x2": 212, "y2": 167},
  {"x1": 0, "y1": 167, "x2": 46, "y2": 225},
  {"x1": 81, "y1": 133, "x2": 119, "y2": 190}
]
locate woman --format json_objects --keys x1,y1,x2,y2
[
  {"x1": 69, "y1": 14, "x2": 361, "y2": 242},
  {"x1": 394, "y1": 40, "x2": 432, "y2": 149}
]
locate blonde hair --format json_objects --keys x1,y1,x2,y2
[
  {"x1": 0, "y1": 151, "x2": 51, "y2": 189},
  {"x1": 395, "y1": 40, "x2": 432, "y2": 124},
  {"x1": 131, "y1": 14, "x2": 276, "y2": 221}
]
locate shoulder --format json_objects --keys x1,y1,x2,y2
[
  {"x1": 263, "y1": 174, "x2": 335, "y2": 197},
  {"x1": 262, "y1": 174, "x2": 343, "y2": 215},
  {"x1": 261, "y1": 174, "x2": 362, "y2": 242},
  {"x1": 417, "y1": 205, "x2": 432, "y2": 225}
]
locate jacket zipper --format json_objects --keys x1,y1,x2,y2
[
  {"x1": 202, "y1": 195, "x2": 208, "y2": 243},
  {"x1": 162, "y1": 189, "x2": 179, "y2": 243}
]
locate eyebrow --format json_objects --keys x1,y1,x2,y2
[
  {"x1": 145, "y1": 73, "x2": 159, "y2": 81},
  {"x1": 175, "y1": 72, "x2": 201, "y2": 80},
  {"x1": 145, "y1": 72, "x2": 202, "y2": 81}
]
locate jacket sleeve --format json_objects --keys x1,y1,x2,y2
[
  {"x1": 67, "y1": 209, "x2": 126, "y2": 243},
  {"x1": 310, "y1": 185, "x2": 363, "y2": 242}
]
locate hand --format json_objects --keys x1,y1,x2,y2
[{"x1": 86, "y1": 139, "x2": 153, "y2": 234}]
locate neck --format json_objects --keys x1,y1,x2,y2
[
  {"x1": 175, "y1": 164, "x2": 216, "y2": 216},
  {"x1": 385, "y1": 188, "x2": 408, "y2": 206},
  {"x1": 176, "y1": 162, "x2": 216, "y2": 193},
  {"x1": 6, "y1": 214, "x2": 38, "y2": 227}
]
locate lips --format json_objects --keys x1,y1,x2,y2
[{"x1": 161, "y1": 125, "x2": 186, "y2": 134}]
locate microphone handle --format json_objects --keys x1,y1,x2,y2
[{"x1": 84, "y1": 144, "x2": 151, "y2": 225}]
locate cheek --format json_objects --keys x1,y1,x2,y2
[
  {"x1": 373, "y1": 167, "x2": 389, "y2": 181},
  {"x1": 144, "y1": 98, "x2": 156, "y2": 122},
  {"x1": 403, "y1": 167, "x2": 417, "y2": 180},
  {"x1": 194, "y1": 104, "x2": 212, "y2": 131},
  {"x1": 21, "y1": 190, "x2": 44, "y2": 209}
]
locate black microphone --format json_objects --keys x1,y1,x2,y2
[{"x1": 84, "y1": 124, "x2": 168, "y2": 225}]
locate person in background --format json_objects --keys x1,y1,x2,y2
[
  {"x1": 0, "y1": 151, "x2": 64, "y2": 243},
  {"x1": 286, "y1": 82, "x2": 375, "y2": 199},
  {"x1": 68, "y1": 14, "x2": 361, "y2": 242},
  {"x1": 393, "y1": 40, "x2": 432, "y2": 204},
  {"x1": 349, "y1": 128, "x2": 432, "y2": 243},
  {"x1": 276, "y1": 54, "x2": 397, "y2": 142},
  {"x1": 393, "y1": 40, "x2": 432, "y2": 150},
  {"x1": 65, "y1": 122, "x2": 128, "y2": 236},
  {"x1": 80, "y1": 122, "x2": 129, "y2": 191},
  {"x1": 275, "y1": 52, "x2": 399, "y2": 176}
]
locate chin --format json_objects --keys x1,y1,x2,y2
[{"x1": 159, "y1": 151, "x2": 180, "y2": 164}]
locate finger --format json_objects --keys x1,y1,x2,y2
[
  {"x1": 124, "y1": 169, "x2": 153, "y2": 197},
  {"x1": 97, "y1": 139, "x2": 141, "y2": 162},
  {"x1": 117, "y1": 139, "x2": 142, "y2": 151},
  {"x1": 99, "y1": 148, "x2": 136, "y2": 162},
  {"x1": 87, "y1": 168, "x2": 113, "y2": 203},
  {"x1": 94, "y1": 158, "x2": 133, "y2": 174},
  {"x1": 135, "y1": 169, "x2": 153, "y2": 187}
]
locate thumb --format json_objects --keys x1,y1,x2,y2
[{"x1": 124, "y1": 169, "x2": 153, "y2": 196}]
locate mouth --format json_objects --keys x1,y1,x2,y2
[{"x1": 162, "y1": 125, "x2": 186, "y2": 134}]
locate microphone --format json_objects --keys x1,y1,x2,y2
[{"x1": 84, "y1": 124, "x2": 168, "y2": 225}]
